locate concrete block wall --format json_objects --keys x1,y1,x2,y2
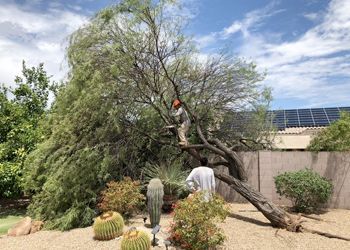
[{"x1": 216, "y1": 151, "x2": 350, "y2": 209}]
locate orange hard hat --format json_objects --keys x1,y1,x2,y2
[{"x1": 173, "y1": 99, "x2": 181, "y2": 108}]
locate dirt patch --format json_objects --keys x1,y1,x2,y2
[{"x1": 1, "y1": 203, "x2": 349, "y2": 250}]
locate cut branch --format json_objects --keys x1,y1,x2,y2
[{"x1": 301, "y1": 227, "x2": 350, "y2": 241}]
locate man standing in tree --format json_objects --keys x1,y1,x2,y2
[
  {"x1": 186, "y1": 157, "x2": 216, "y2": 201},
  {"x1": 172, "y1": 99, "x2": 191, "y2": 146}
]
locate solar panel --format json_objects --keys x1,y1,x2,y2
[
  {"x1": 324, "y1": 108, "x2": 340, "y2": 123},
  {"x1": 297, "y1": 109, "x2": 314, "y2": 126},
  {"x1": 230, "y1": 106, "x2": 350, "y2": 131},
  {"x1": 285, "y1": 110, "x2": 300, "y2": 127},
  {"x1": 340, "y1": 107, "x2": 350, "y2": 112},
  {"x1": 272, "y1": 110, "x2": 286, "y2": 129},
  {"x1": 313, "y1": 109, "x2": 329, "y2": 126},
  {"x1": 270, "y1": 107, "x2": 350, "y2": 129}
]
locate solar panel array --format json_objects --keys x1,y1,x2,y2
[{"x1": 268, "y1": 107, "x2": 350, "y2": 130}]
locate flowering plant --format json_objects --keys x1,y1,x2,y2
[
  {"x1": 168, "y1": 192, "x2": 229, "y2": 249},
  {"x1": 98, "y1": 177, "x2": 145, "y2": 217}
]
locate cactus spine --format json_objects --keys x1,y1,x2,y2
[
  {"x1": 147, "y1": 178, "x2": 164, "y2": 227},
  {"x1": 121, "y1": 228, "x2": 151, "y2": 250},
  {"x1": 93, "y1": 211, "x2": 124, "y2": 240}
]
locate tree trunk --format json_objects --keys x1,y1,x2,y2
[{"x1": 213, "y1": 170, "x2": 293, "y2": 229}]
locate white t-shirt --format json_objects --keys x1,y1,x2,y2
[{"x1": 186, "y1": 167, "x2": 216, "y2": 193}]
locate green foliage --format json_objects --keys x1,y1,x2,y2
[
  {"x1": 93, "y1": 211, "x2": 124, "y2": 240},
  {"x1": 24, "y1": 0, "x2": 266, "y2": 230},
  {"x1": 25, "y1": 144, "x2": 114, "y2": 230},
  {"x1": 0, "y1": 62, "x2": 55, "y2": 197},
  {"x1": 146, "y1": 178, "x2": 164, "y2": 227},
  {"x1": 98, "y1": 178, "x2": 145, "y2": 217},
  {"x1": 274, "y1": 169, "x2": 333, "y2": 212},
  {"x1": 308, "y1": 112, "x2": 350, "y2": 151},
  {"x1": 121, "y1": 229, "x2": 151, "y2": 250},
  {"x1": 168, "y1": 192, "x2": 229, "y2": 249},
  {"x1": 143, "y1": 159, "x2": 189, "y2": 196},
  {"x1": 0, "y1": 162, "x2": 22, "y2": 197},
  {"x1": 23, "y1": 59, "x2": 151, "y2": 229}
]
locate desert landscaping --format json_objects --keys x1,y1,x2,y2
[{"x1": 1, "y1": 203, "x2": 350, "y2": 250}]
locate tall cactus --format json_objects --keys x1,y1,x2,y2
[
  {"x1": 93, "y1": 211, "x2": 124, "y2": 240},
  {"x1": 121, "y1": 228, "x2": 151, "y2": 250},
  {"x1": 147, "y1": 178, "x2": 164, "y2": 227}
]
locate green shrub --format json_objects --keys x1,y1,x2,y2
[
  {"x1": 274, "y1": 169, "x2": 332, "y2": 212},
  {"x1": 98, "y1": 177, "x2": 145, "y2": 217},
  {"x1": 0, "y1": 162, "x2": 22, "y2": 198},
  {"x1": 168, "y1": 192, "x2": 229, "y2": 250}
]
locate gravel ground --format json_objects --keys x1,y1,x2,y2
[{"x1": 1, "y1": 203, "x2": 350, "y2": 250}]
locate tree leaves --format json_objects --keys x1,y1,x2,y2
[
  {"x1": 0, "y1": 62, "x2": 55, "y2": 197},
  {"x1": 308, "y1": 112, "x2": 350, "y2": 151}
]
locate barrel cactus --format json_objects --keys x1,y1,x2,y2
[
  {"x1": 121, "y1": 228, "x2": 151, "y2": 250},
  {"x1": 93, "y1": 211, "x2": 124, "y2": 240},
  {"x1": 147, "y1": 178, "x2": 164, "y2": 227}
]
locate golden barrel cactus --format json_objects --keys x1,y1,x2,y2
[
  {"x1": 93, "y1": 211, "x2": 124, "y2": 240},
  {"x1": 121, "y1": 228, "x2": 151, "y2": 250}
]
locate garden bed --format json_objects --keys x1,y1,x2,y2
[{"x1": 0, "y1": 203, "x2": 349, "y2": 249}]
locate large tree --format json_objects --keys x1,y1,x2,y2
[{"x1": 25, "y1": 0, "x2": 298, "y2": 231}]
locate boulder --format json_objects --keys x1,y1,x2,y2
[
  {"x1": 7, "y1": 217, "x2": 32, "y2": 237},
  {"x1": 30, "y1": 220, "x2": 44, "y2": 234}
]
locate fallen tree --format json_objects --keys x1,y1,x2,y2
[
  {"x1": 111, "y1": 0, "x2": 301, "y2": 231},
  {"x1": 108, "y1": 1, "x2": 350, "y2": 240}
]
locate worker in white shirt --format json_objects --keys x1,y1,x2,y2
[
  {"x1": 185, "y1": 157, "x2": 216, "y2": 201},
  {"x1": 172, "y1": 99, "x2": 191, "y2": 146}
]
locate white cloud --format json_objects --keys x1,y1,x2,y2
[
  {"x1": 194, "y1": 33, "x2": 217, "y2": 49},
  {"x1": 217, "y1": 0, "x2": 350, "y2": 108},
  {"x1": 247, "y1": 0, "x2": 350, "y2": 106},
  {"x1": 223, "y1": 22, "x2": 242, "y2": 37},
  {"x1": 303, "y1": 12, "x2": 320, "y2": 21},
  {"x1": 194, "y1": 0, "x2": 284, "y2": 48},
  {"x1": 0, "y1": 3, "x2": 89, "y2": 87},
  {"x1": 222, "y1": 1, "x2": 284, "y2": 38}
]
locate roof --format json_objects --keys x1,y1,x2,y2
[
  {"x1": 268, "y1": 107, "x2": 350, "y2": 130},
  {"x1": 276, "y1": 126, "x2": 325, "y2": 134}
]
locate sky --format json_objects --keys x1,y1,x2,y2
[{"x1": 0, "y1": 0, "x2": 349, "y2": 109}]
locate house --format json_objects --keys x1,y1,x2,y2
[{"x1": 270, "y1": 107, "x2": 350, "y2": 150}]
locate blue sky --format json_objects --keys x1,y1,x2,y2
[{"x1": 0, "y1": 0, "x2": 349, "y2": 109}]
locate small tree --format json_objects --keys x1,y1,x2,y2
[
  {"x1": 0, "y1": 62, "x2": 55, "y2": 197},
  {"x1": 308, "y1": 112, "x2": 350, "y2": 151}
]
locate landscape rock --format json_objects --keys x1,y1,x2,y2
[
  {"x1": 7, "y1": 216, "x2": 32, "y2": 237},
  {"x1": 30, "y1": 220, "x2": 44, "y2": 234}
]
